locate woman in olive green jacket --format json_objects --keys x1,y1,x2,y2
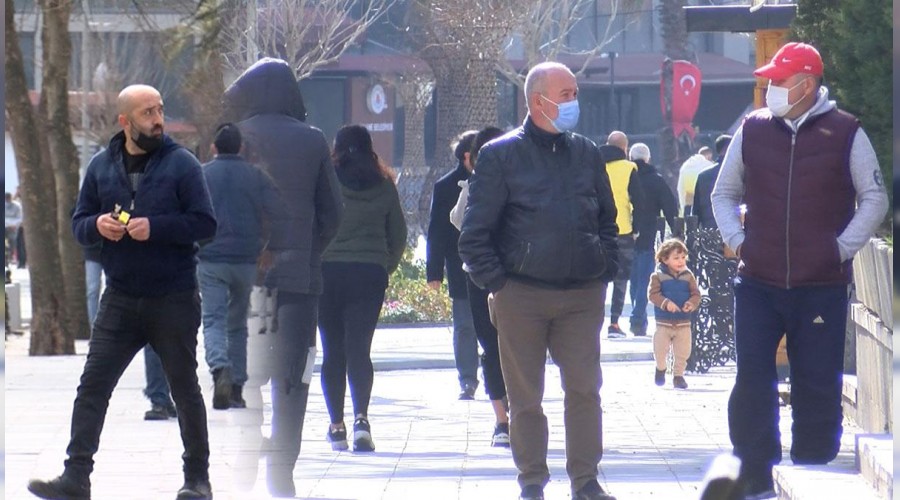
[{"x1": 319, "y1": 124, "x2": 407, "y2": 453}]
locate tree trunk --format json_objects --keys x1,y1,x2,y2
[
  {"x1": 5, "y1": 0, "x2": 72, "y2": 354},
  {"x1": 417, "y1": 53, "x2": 497, "y2": 228},
  {"x1": 40, "y1": 0, "x2": 90, "y2": 341},
  {"x1": 395, "y1": 77, "x2": 431, "y2": 245},
  {"x1": 185, "y1": 50, "x2": 227, "y2": 163}
]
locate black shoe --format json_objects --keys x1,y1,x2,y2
[
  {"x1": 631, "y1": 322, "x2": 647, "y2": 336},
  {"x1": 673, "y1": 376, "x2": 688, "y2": 389},
  {"x1": 353, "y1": 416, "x2": 375, "y2": 452},
  {"x1": 654, "y1": 369, "x2": 666, "y2": 386},
  {"x1": 175, "y1": 478, "x2": 212, "y2": 499},
  {"x1": 145, "y1": 403, "x2": 173, "y2": 421},
  {"x1": 230, "y1": 384, "x2": 246, "y2": 409},
  {"x1": 27, "y1": 475, "x2": 91, "y2": 500},
  {"x1": 739, "y1": 471, "x2": 776, "y2": 500},
  {"x1": 572, "y1": 479, "x2": 616, "y2": 500},
  {"x1": 212, "y1": 368, "x2": 233, "y2": 410},
  {"x1": 458, "y1": 382, "x2": 477, "y2": 400},
  {"x1": 519, "y1": 484, "x2": 544, "y2": 500},
  {"x1": 491, "y1": 422, "x2": 510, "y2": 447},
  {"x1": 607, "y1": 324, "x2": 626, "y2": 338},
  {"x1": 327, "y1": 424, "x2": 349, "y2": 451}
]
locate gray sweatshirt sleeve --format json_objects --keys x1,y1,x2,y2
[
  {"x1": 710, "y1": 125, "x2": 746, "y2": 252},
  {"x1": 836, "y1": 128, "x2": 889, "y2": 261}
]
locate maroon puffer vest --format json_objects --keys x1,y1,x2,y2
[{"x1": 740, "y1": 107, "x2": 859, "y2": 288}]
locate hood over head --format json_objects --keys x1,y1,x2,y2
[{"x1": 223, "y1": 58, "x2": 307, "y2": 122}]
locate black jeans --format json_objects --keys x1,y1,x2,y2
[
  {"x1": 64, "y1": 287, "x2": 209, "y2": 482},
  {"x1": 318, "y1": 262, "x2": 388, "y2": 423},
  {"x1": 268, "y1": 291, "x2": 318, "y2": 474},
  {"x1": 466, "y1": 276, "x2": 506, "y2": 401}
]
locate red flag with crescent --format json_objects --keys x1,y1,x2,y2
[{"x1": 661, "y1": 60, "x2": 702, "y2": 139}]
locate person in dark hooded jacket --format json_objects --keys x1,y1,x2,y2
[{"x1": 223, "y1": 58, "x2": 343, "y2": 498}]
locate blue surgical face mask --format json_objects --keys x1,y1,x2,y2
[{"x1": 540, "y1": 95, "x2": 580, "y2": 133}]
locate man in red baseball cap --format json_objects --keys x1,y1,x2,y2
[
  {"x1": 753, "y1": 42, "x2": 824, "y2": 119},
  {"x1": 711, "y1": 41, "x2": 888, "y2": 500}
]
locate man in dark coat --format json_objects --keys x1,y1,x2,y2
[
  {"x1": 627, "y1": 143, "x2": 677, "y2": 336},
  {"x1": 224, "y1": 58, "x2": 343, "y2": 497},
  {"x1": 426, "y1": 130, "x2": 479, "y2": 400},
  {"x1": 459, "y1": 61, "x2": 619, "y2": 500}
]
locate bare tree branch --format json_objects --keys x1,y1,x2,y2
[
  {"x1": 218, "y1": 0, "x2": 396, "y2": 80},
  {"x1": 496, "y1": 0, "x2": 645, "y2": 88}
]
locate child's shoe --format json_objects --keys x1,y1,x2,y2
[
  {"x1": 654, "y1": 369, "x2": 666, "y2": 386},
  {"x1": 673, "y1": 376, "x2": 688, "y2": 389}
]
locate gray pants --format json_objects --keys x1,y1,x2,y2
[
  {"x1": 489, "y1": 279, "x2": 606, "y2": 491},
  {"x1": 451, "y1": 297, "x2": 479, "y2": 389}
]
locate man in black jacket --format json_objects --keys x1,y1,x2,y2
[
  {"x1": 224, "y1": 58, "x2": 343, "y2": 497},
  {"x1": 627, "y1": 143, "x2": 677, "y2": 336},
  {"x1": 426, "y1": 130, "x2": 479, "y2": 400},
  {"x1": 691, "y1": 134, "x2": 732, "y2": 229},
  {"x1": 459, "y1": 62, "x2": 618, "y2": 500}
]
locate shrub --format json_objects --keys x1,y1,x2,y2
[{"x1": 381, "y1": 248, "x2": 452, "y2": 324}]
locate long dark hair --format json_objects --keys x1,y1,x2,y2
[{"x1": 332, "y1": 124, "x2": 395, "y2": 189}]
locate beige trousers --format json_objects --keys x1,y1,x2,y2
[
  {"x1": 653, "y1": 322, "x2": 692, "y2": 376},
  {"x1": 488, "y1": 279, "x2": 606, "y2": 490}
]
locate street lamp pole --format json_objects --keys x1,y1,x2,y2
[{"x1": 607, "y1": 51, "x2": 618, "y2": 132}]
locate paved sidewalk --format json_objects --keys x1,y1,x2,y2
[
  {"x1": 3, "y1": 268, "x2": 861, "y2": 499},
  {"x1": 4, "y1": 328, "x2": 859, "y2": 500}
]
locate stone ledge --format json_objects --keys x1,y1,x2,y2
[
  {"x1": 773, "y1": 462, "x2": 881, "y2": 499},
  {"x1": 855, "y1": 434, "x2": 893, "y2": 499}
]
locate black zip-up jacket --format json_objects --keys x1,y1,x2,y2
[
  {"x1": 426, "y1": 163, "x2": 470, "y2": 299},
  {"x1": 633, "y1": 159, "x2": 677, "y2": 250},
  {"x1": 458, "y1": 118, "x2": 619, "y2": 292}
]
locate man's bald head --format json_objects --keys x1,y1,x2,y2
[
  {"x1": 117, "y1": 84, "x2": 161, "y2": 116},
  {"x1": 607, "y1": 131, "x2": 628, "y2": 152},
  {"x1": 116, "y1": 84, "x2": 165, "y2": 155}
]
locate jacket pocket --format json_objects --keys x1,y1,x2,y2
[{"x1": 571, "y1": 232, "x2": 607, "y2": 279}]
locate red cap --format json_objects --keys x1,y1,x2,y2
[{"x1": 754, "y1": 42, "x2": 823, "y2": 80}]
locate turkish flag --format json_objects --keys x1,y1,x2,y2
[{"x1": 662, "y1": 60, "x2": 702, "y2": 139}]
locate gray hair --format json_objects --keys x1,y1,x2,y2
[
  {"x1": 524, "y1": 61, "x2": 573, "y2": 113},
  {"x1": 629, "y1": 143, "x2": 651, "y2": 162}
]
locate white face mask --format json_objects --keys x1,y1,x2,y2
[{"x1": 765, "y1": 80, "x2": 806, "y2": 117}]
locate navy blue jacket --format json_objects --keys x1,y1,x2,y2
[
  {"x1": 198, "y1": 154, "x2": 284, "y2": 263},
  {"x1": 426, "y1": 163, "x2": 470, "y2": 299},
  {"x1": 649, "y1": 264, "x2": 700, "y2": 323},
  {"x1": 72, "y1": 131, "x2": 217, "y2": 297}
]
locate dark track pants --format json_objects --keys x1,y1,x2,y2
[{"x1": 728, "y1": 276, "x2": 849, "y2": 483}]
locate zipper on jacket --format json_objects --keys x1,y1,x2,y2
[
  {"x1": 517, "y1": 242, "x2": 532, "y2": 273},
  {"x1": 785, "y1": 133, "x2": 796, "y2": 288}
]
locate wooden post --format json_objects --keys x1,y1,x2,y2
[{"x1": 754, "y1": 29, "x2": 789, "y2": 109}]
